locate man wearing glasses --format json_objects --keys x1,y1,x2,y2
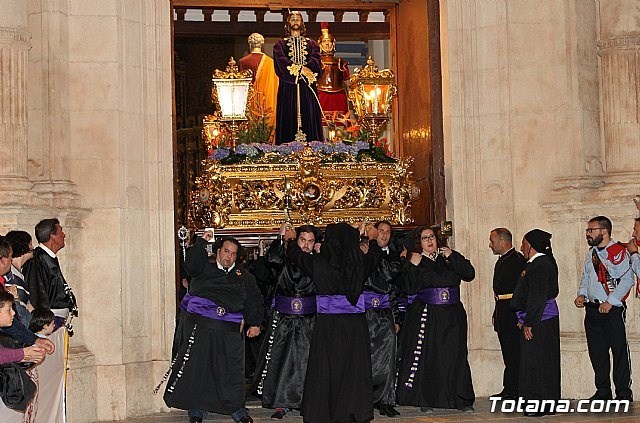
[{"x1": 574, "y1": 216, "x2": 634, "y2": 401}]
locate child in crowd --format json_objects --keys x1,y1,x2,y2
[{"x1": 29, "y1": 308, "x2": 55, "y2": 338}]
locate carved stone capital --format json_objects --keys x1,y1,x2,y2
[
  {"x1": 0, "y1": 26, "x2": 31, "y2": 45},
  {"x1": 597, "y1": 35, "x2": 640, "y2": 55}
]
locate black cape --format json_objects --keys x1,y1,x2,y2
[{"x1": 287, "y1": 236, "x2": 380, "y2": 423}]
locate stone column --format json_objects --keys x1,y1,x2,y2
[
  {"x1": 0, "y1": 0, "x2": 31, "y2": 190},
  {"x1": 597, "y1": 0, "x2": 640, "y2": 172}
]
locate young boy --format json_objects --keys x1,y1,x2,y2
[{"x1": 29, "y1": 308, "x2": 55, "y2": 337}]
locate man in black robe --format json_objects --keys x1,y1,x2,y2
[
  {"x1": 273, "y1": 11, "x2": 324, "y2": 144},
  {"x1": 287, "y1": 222, "x2": 381, "y2": 423},
  {"x1": 164, "y1": 233, "x2": 263, "y2": 423},
  {"x1": 254, "y1": 224, "x2": 320, "y2": 419},
  {"x1": 489, "y1": 228, "x2": 526, "y2": 400},
  {"x1": 23, "y1": 218, "x2": 78, "y2": 331},
  {"x1": 363, "y1": 221, "x2": 402, "y2": 417},
  {"x1": 511, "y1": 229, "x2": 560, "y2": 417}
]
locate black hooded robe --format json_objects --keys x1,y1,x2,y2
[{"x1": 287, "y1": 224, "x2": 380, "y2": 423}]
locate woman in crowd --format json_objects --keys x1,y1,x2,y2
[
  {"x1": 510, "y1": 229, "x2": 560, "y2": 417},
  {"x1": 4, "y1": 231, "x2": 34, "y2": 326},
  {"x1": 396, "y1": 226, "x2": 475, "y2": 412}
]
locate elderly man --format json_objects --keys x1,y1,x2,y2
[
  {"x1": 164, "y1": 233, "x2": 263, "y2": 423},
  {"x1": 23, "y1": 218, "x2": 78, "y2": 330},
  {"x1": 575, "y1": 216, "x2": 634, "y2": 402}
]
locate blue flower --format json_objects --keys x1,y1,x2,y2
[
  {"x1": 210, "y1": 148, "x2": 230, "y2": 161},
  {"x1": 289, "y1": 141, "x2": 306, "y2": 153},
  {"x1": 309, "y1": 141, "x2": 325, "y2": 153},
  {"x1": 355, "y1": 141, "x2": 370, "y2": 151},
  {"x1": 235, "y1": 144, "x2": 259, "y2": 157},
  {"x1": 255, "y1": 143, "x2": 276, "y2": 153},
  {"x1": 332, "y1": 142, "x2": 349, "y2": 153},
  {"x1": 276, "y1": 144, "x2": 293, "y2": 155}
]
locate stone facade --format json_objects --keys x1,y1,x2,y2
[
  {"x1": 443, "y1": 0, "x2": 640, "y2": 399},
  {"x1": 0, "y1": 0, "x2": 638, "y2": 421}
]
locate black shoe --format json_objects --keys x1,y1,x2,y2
[
  {"x1": 589, "y1": 392, "x2": 613, "y2": 401},
  {"x1": 377, "y1": 405, "x2": 388, "y2": 416},
  {"x1": 524, "y1": 409, "x2": 556, "y2": 417},
  {"x1": 460, "y1": 406, "x2": 474, "y2": 413},
  {"x1": 420, "y1": 406, "x2": 433, "y2": 413},
  {"x1": 271, "y1": 408, "x2": 287, "y2": 419},
  {"x1": 491, "y1": 391, "x2": 517, "y2": 400},
  {"x1": 615, "y1": 395, "x2": 633, "y2": 401},
  {"x1": 238, "y1": 416, "x2": 253, "y2": 423},
  {"x1": 189, "y1": 418, "x2": 203, "y2": 423},
  {"x1": 524, "y1": 411, "x2": 544, "y2": 417},
  {"x1": 385, "y1": 406, "x2": 400, "y2": 417}
]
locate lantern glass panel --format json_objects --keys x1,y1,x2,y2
[{"x1": 214, "y1": 79, "x2": 251, "y2": 119}]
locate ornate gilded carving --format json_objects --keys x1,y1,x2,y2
[{"x1": 188, "y1": 146, "x2": 417, "y2": 229}]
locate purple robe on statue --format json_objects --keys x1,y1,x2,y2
[{"x1": 273, "y1": 36, "x2": 324, "y2": 144}]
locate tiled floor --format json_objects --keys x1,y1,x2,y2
[{"x1": 99, "y1": 398, "x2": 639, "y2": 423}]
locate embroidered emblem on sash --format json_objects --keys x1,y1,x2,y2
[
  {"x1": 216, "y1": 306, "x2": 226, "y2": 316},
  {"x1": 440, "y1": 289, "x2": 450, "y2": 302},
  {"x1": 291, "y1": 299, "x2": 303, "y2": 312},
  {"x1": 371, "y1": 298, "x2": 380, "y2": 308}
]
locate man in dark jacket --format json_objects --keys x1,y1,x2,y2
[{"x1": 489, "y1": 228, "x2": 526, "y2": 400}]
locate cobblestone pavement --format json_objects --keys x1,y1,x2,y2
[{"x1": 99, "y1": 398, "x2": 639, "y2": 423}]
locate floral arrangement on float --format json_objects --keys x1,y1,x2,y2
[{"x1": 206, "y1": 111, "x2": 396, "y2": 165}]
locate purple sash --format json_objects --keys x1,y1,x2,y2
[
  {"x1": 363, "y1": 292, "x2": 390, "y2": 310},
  {"x1": 397, "y1": 294, "x2": 417, "y2": 313},
  {"x1": 418, "y1": 287, "x2": 460, "y2": 305},
  {"x1": 316, "y1": 294, "x2": 365, "y2": 314},
  {"x1": 180, "y1": 292, "x2": 192, "y2": 311},
  {"x1": 516, "y1": 299, "x2": 559, "y2": 324},
  {"x1": 183, "y1": 293, "x2": 244, "y2": 323},
  {"x1": 274, "y1": 295, "x2": 317, "y2": 315}
]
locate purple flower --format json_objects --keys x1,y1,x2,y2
[
  {"x1": 210, "y1": 148, "x2": 230, "y2": 161},
  {"x1": 355, "y1": 141, "x2": 370, "y2": 151},
  {"x1": 255, "y1": 143, "x2": 276, "y2": 153},
  {"x1": 332, "y1": 142, "x2": 349, "y2": 153},
  {"x1": 309, "y1": 141, "x2": 325, "y2": 153},
  {"x1": 235, "y1": 144, "x2": 259, "y2": 157},
  {"x1": 288, "y1": 141, "x2": 306, "y2": 153},
  {"x1": 276, "y1": 144, "x2": 293, "y2": 155}
]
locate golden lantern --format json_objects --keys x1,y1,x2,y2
[
  {"x1": 348, "y1": 56, "x2": 397, "y2": 141},
  {"x1": 208, "y1": 57, "x2": 253, "y2": 148}
]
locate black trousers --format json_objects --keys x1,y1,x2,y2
[
  {"x1": 495, "y1": 301, "x2": 520, "y2": 396},
  {"x1": 584, "y1": 303, "x2": 632, "y2": 399}
]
